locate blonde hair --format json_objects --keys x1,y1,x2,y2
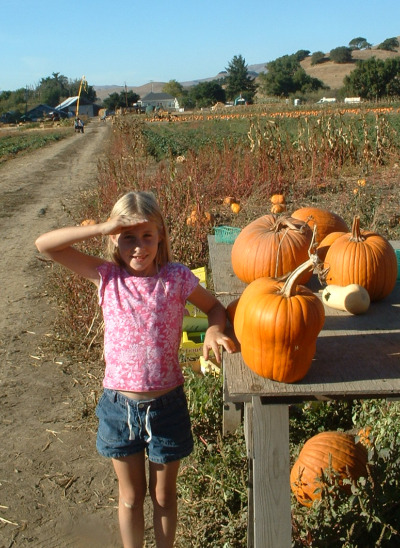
[{"x1": 106, "y1": 191, "x2": 172, "y2": 267}]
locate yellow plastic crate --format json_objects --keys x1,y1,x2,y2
[
  {"x1": 191, "y1": 266, "x2": 207, "y2": 287},
  {"x1": 184, "y1": 266, "x2": 208, "y2": 319},
  {"x1": 179, "y1": 331, "x2": 204, "y2": 359}
]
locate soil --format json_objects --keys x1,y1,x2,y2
[{"x1": 0, "y1": 121, "x2": 154, "y2": 548}]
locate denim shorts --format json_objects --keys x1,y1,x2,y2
[{"x1": 95, "y1": 385, "x2": 194, "y2": 464}]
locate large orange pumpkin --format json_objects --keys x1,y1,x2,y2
[
  {"x1": 292, "y1": 207, "x2": 349, "y2": 246},
  {"x1": 233, "y1": 258, "x2": 325, "y2": 382},
  {"x1": 325, "y1": 215, "x2": 397, "y2": 302},
  {"x1": 290, "y1": 431, "x2": 368, "y2": 507},
  {"x1": 231, "y1": 214, "x2": 313, "y2": 284}
]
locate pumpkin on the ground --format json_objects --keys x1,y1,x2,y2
[
  {"x1": 324, "y1": 215, "x2": 397, "y2": 302},
  {"x1": 270, "y1": 194, "x2": 285, "y2": 205},
  {"x1": 231, "y1": 214, "x2": 313, "y2": 284},
  {"x1": 357, "y1": 426, "x2": 373, "y2": 448},
  {"x1": 231, "y1": 202, "x2": 241, "y2": 214},
  {"x1": 292, "y1": 207, "x2": 349, "y2": 246},
  {"x1": 223, "y1": 196, "x2": 236, "y2": 205},
  {"x1": 290, "y1": 431, "x2": 368, "y2": 507},
  {"x1": 233, "y1": 257, "x2": 325, "y2": 382},
  {"x1": 271, "y1": 203, "x2": 287, "y2": 214},
  {"x1": 80, "y1": 219, "x2": 97, "y2": 226},
  {"x1": 186, "y1": 210, "x2": 214, "y2": 227}
]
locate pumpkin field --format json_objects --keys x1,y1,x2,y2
[{"x1": 48, "y1": 103, "x2": 400, "y2": 547}]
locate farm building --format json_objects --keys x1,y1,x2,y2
[
  {"x1": 141, "y1": 92, "x2": 179, "y2": 111},
  {"x1": 55, "y1": 96, "x2": 100, "y2": 117},
  {"x1": 23, "y1": 104, "x2": 69, "y2": 122}
]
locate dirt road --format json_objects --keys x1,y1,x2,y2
[{"x1": 0, "y1": 120, "x2": 130, "y2": 548}]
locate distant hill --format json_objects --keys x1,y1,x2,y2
[
  {"x1": 300, "y1": 41, "x2": 400, "y2": 90},
  {"x1": 93, "y1": 62, "x2": 267, "y2": 101},
  {"x1": 94, "y1": 40, "x2": 400, "y2": 101}
]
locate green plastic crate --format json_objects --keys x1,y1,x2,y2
[{"x1": 214, "y1": 226, "x2": 241, "y2": 244}]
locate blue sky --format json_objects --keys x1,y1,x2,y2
[{"x1": 1, "y1": 0, "x2": 399, "y2": 91}]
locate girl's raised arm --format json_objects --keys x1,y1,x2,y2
[
  {"x1": 35, "y1": 223, "x2": 109, "y2": 284},
  {"x1": 36, "y1": 215, "x2": 148, "y2": 283}
]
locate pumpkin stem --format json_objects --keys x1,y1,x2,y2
[
  {"x1": 280, "y1": 226, "x2": 324, "y2": 296},
  {"x1": 273, "y1": 216, "x2": 308, "y2": 233},
  {"x1": 280, "y1": 256, "x2": 317, "y2": 297},
  {"x1": 350, "y1": 215, "x2": 365, "y2": 243}
]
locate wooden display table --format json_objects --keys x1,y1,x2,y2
[{"x1": 208, "y1": 236, "x2": 400, "y2": 548}]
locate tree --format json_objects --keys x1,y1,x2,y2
[
  {"x1": 294, "y1": 50, "x2": 310, "y2": 62},
  {"x1": 311, "y1": 51, "x2": 326, "y2": 66},
  {"x1": 377, "y1": 37, "x2": 399, "y2": 52},
  {"x1": 35, "y1": 73, "x2": 97, "y2": 106},
  {"x1": 162, "y1": 80, "x2": 184, "y2": 98},
  {"x1": 37, "y1": 72, "x2": 70, "y2": 106},
  {"x1": 225, "y1": 55, "x2": 257, "y2": 102},
  {"x1": 103, "y1": 92, "x2": 121, "y2": 111},
  {"x1": 187, "y1": 81, "x2": 225, "y2": 108},
  {"x1": 349, "y1": 37, "x2": 371, "y2": 50},
  {"x1": 330, "y1": 47, "x2": 353, "y2": 64},
  {"x1": 343, "y1": 56, "x2": 400, "y2": 99},
  {"x1": 102, "y1": 89, "x2": 140, "y2": 110},
  {"x1": 258, "y1": 54, "x2": 325, "y2": 97},
  {"x1": 69, "y1": 78, "x2": 97, "y2": 103}
]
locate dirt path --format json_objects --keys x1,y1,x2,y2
[{"x1": 0, "y1": 121, "x2": 132, "y2": 548}]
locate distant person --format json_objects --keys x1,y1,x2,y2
[
  {"x1": 74, "y1": 117, "x2": 84, "y2": 133},
  {"x1": 35, "y1": 191, "x2": 235, "y2": 548}
]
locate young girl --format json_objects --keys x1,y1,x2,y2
[{"x1": 35, "y1": 191, "x2": 235, "y2": 548}]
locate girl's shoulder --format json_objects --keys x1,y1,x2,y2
[
  {"x1": 161, "y1": 263, "x2": 200, "y2": 294},
  {"x1": 97, "y1": 260, "x2": 126, "y2": 283},
  {"x1": 97, "y1": 260, "x2": 119, "y2": 276},
  {"x1": 162, "y1": 262, "x2": 193, "y2": 278}
]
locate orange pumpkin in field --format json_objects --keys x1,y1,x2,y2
[
  {"x1": 223, "y1": 196, "x2": 236, "y2": 205},
  {"x1": 290, "y1": 431, "x2": 368, "y2": 507},
  {"x1": 80, "y1": 219, "x2": 97, "y2": 226},
  {"x1": 186, "y1": 210, "x2": 214, "y2": 227},
  {"x1": 231, "y1": 202, "x2": 241, "y2": 214},
  {"x1": 270, "y1": 203, "x2": 287, "y2": 214},
  {"x1": 270, "y1": 194, "x2": 285, "y2": 205}
]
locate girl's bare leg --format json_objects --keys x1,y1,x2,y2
[
  {"x1": 149, "y1": 460, "x2": 180, "y2": 548},
  {"x1": 112, "y1": 453, "x2": 147, "y2": 548}
]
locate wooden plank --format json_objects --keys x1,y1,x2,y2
[
  {"x1": 222, "y1": 374, "x2": 243, "y2": 435},
  {"x1": 208, "y1": 236, "x2": 246, "y2": 300},
  {"x1": 252, "y1": 398, "x2": 291, "y2": 548}
]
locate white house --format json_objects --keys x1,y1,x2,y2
[{"x1": 141, "y1": 92, "x2": 179, "y2": 111}]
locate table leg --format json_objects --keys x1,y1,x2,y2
[{"x1": 251, "y1": 397, "x2": 291, "y2": 548}]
